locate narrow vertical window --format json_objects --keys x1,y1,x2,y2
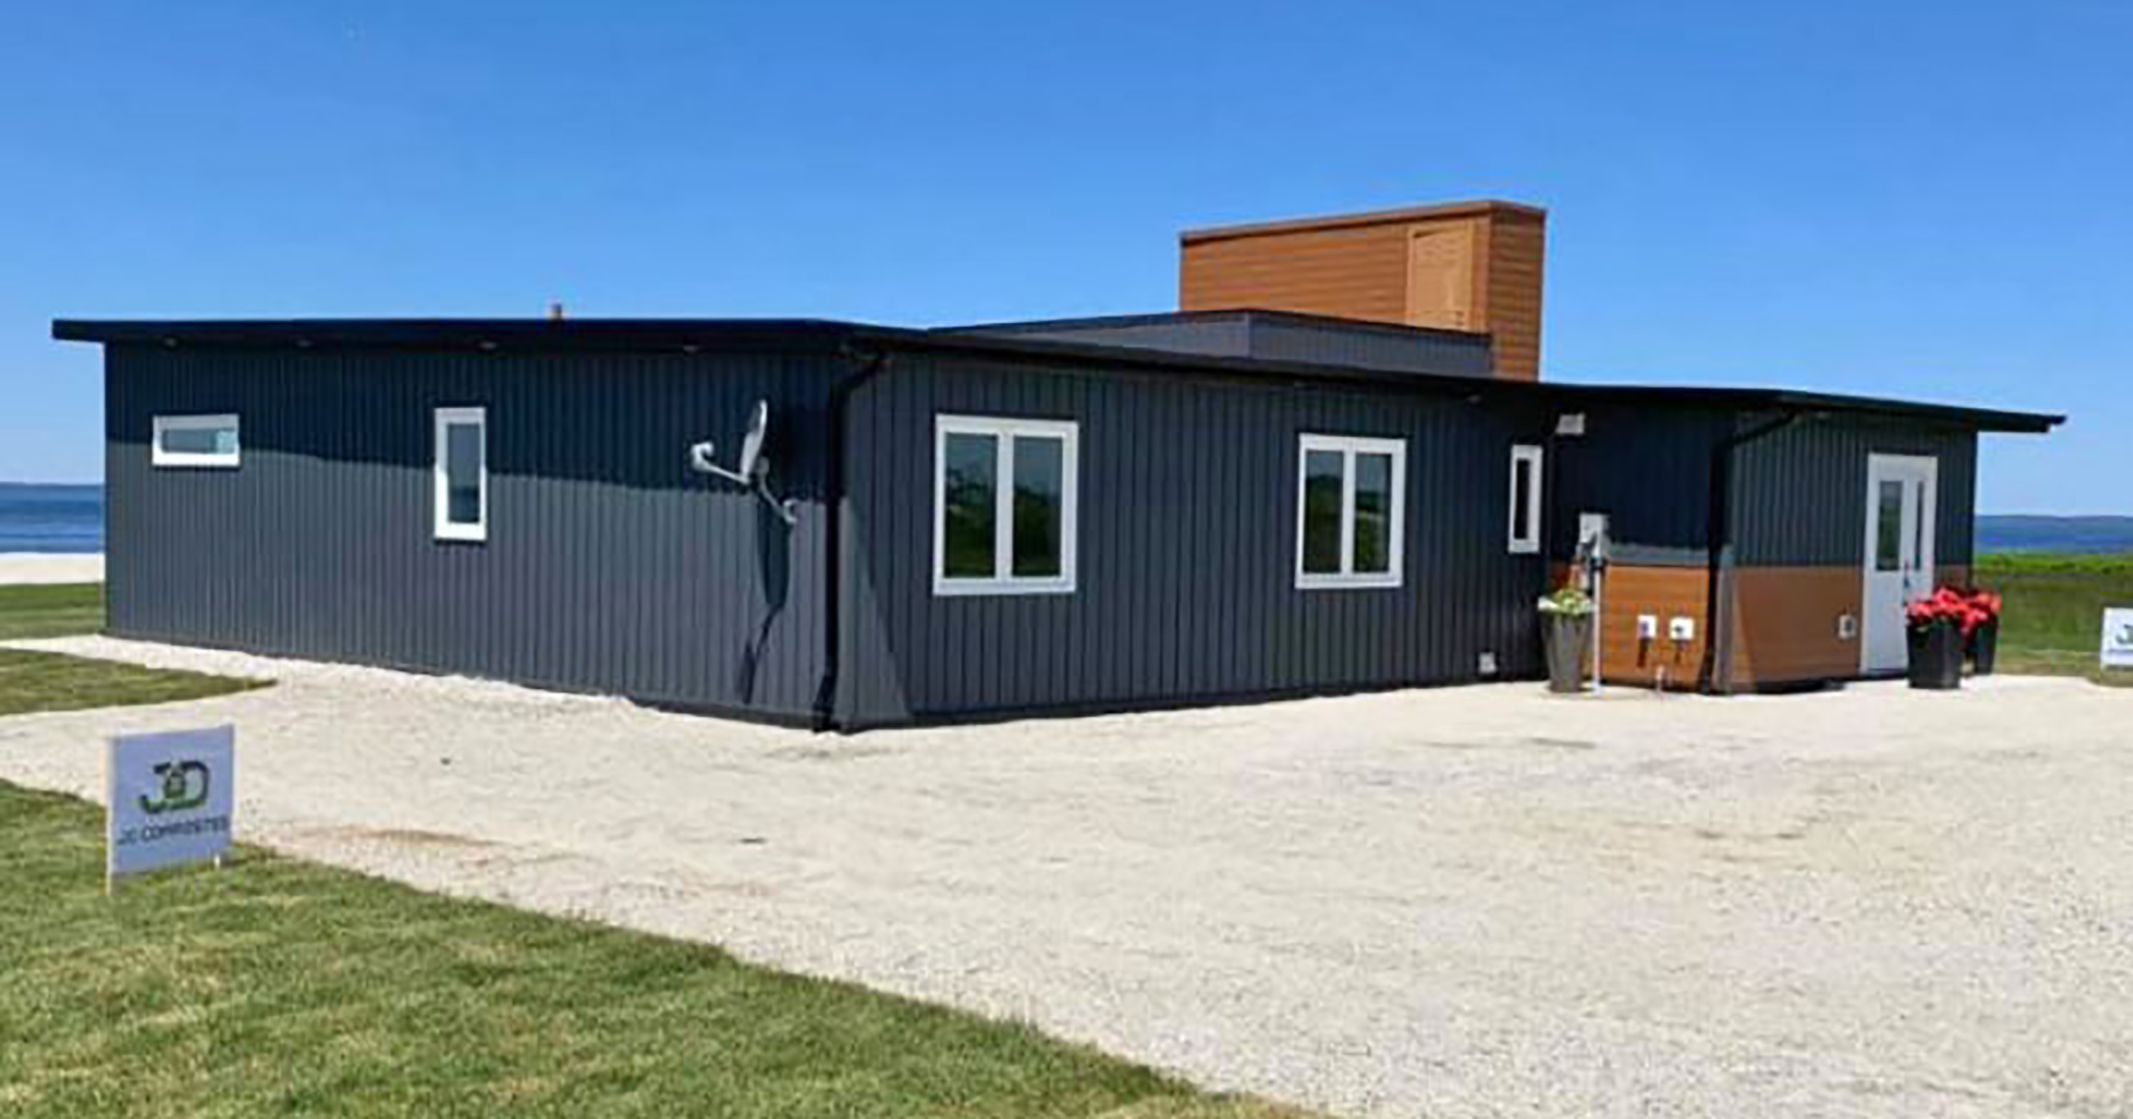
[
  {"x1": 1875, "y1": 480, "x2": 1903, "y2": 572},
  {"x1": 941, "y1": 432, "x2": 998, "y2": 578},
  {"x1": 1913, "y1": 480, "x2": 1928, "y2": 567},
  {"x1": 1300, "y1": 450, "x2": 1345, "y2": 575},
  {"x1": 933, "y1": 415, "x2": 1078, "y2": 595},
  {"x1": 1010, "y1": 435, "x2": 1065, "y2": 578},
  {"x1": 1352, "y1": 451, "x2": 1395, "y2": 574},
  {"x1": 434, "y1": 406, "x2": 487, "y2": 542},
  {"x1": 1508, "y1": 444, "x2": 1543, "y2": 554},
  {"x1": 1295, "y1": 434, "x2": 1406, "y2": 589}
]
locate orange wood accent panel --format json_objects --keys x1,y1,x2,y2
[
  {"x1": 1725, "y1": 566, "x2": 1862, "y2": 688},
  {"x1": 1553, "y1": 563, "x2": 1964, "y2": 693},
  {"x1": 1483, "y1": 212, "x2": 1545, "y2": 381},
  {"x1": 1552, "y1": 564, "x2": 1709, "y2": 689},
  {"x1": 1595, "y1": 566, "x2": 1709, "y2": 689},
  {"x1": 1179, "y1": 201, "x2": 1545, "y2": 380},
  {"x1": 1181, "y1": 221, "x2": 1413, "y2": 324}
]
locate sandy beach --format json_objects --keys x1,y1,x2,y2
[{"x1": 0, "y1": 553, "x2": 104, "y2": 585}]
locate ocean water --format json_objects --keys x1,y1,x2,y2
[
  {"x1": 0, "y1": 483, "x2": 2117, "y2": 558},
  {"x1": 0, "y1": 484, "x2": 103, "y2": 553}
]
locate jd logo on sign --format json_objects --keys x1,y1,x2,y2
[
  {"x1": 139, "y1": 760, "x2": 211, "y2": 815},
  {"x1": 107, "y1": 725, "x2": 236, "y2": 889},
  {"x1": 2103, "y1": 608, "x2": 2133, "y2": 670}
]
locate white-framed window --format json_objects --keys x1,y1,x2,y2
[
  {"x1": 933, "y1": 414, "x2": 1078, "y2": 596},
  {"x1": 433, "y1": 406, "x2": 488, "y2": 542},
  {"x1": 1508, "y1": 444, "x2": 1544, "y2": 554},
  {"x1": 1295, "y1": 434, "x2": 1406, "y2": 589},
  {"x1": 151, "y1": 414, "x2": 240, "y2": 468}
]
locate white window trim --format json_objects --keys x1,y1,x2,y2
[
  {"x1": 1508, "y1": 444, "x2": 1544, "y2": 554},
  {"x1": 151, "y1": 414, "x2": 240, "y2": 469},
  {"x1": 1294, "y1": 433, "x2": 1407, "y2": 590},
  {"x1": 433, "y1": 406, "x2": 488, "y2": 543},
  {"x1": 932, "y1": 414, "x2": 1079, "y2": 597}
]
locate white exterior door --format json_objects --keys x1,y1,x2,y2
[{"x1": 1861, "y1": 454, "x2": 1939, "y2": 674}]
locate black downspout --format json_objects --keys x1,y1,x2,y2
[
  {"x1": 1701, "y1": 411, "x2": 1804, "y2": 694},
  {"x1": 812, "y1": 346, "x2": 894, "y2": 732}
]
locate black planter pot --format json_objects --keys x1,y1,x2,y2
[
  {"x1": 1907, "y1": 619, "x2": 1964, "y2": 690},
  {"x1": 1968, "y1": 618, "x2": 1999, "y2": 676},
  {"x1": 1543, "y1": 612, "x2": 1593, "y2": 693}
]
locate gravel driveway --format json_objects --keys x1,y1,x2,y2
[{"x1": 4, "y1": 635, "x2": 2130, "y2": 1118}]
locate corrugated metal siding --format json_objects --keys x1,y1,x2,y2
[
  {"x1": 1547, "y1": 405, "x2": 1730, "y2": 566},
  {"x1": 1546, "y1": 406, "x2": 1980, "y2": 572},
  {"x1": 1729, "y1": 414, "x2": 1977, "y2": 568},
  {"x1": 105, "y1": 343, "x2": 838, "y2": 720},
  {"x1": 835, "y1": 353, "x2": 1552, "y2": 726}
]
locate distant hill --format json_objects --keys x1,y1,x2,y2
[{"x1": 1978, "y1": 515, "x2": 2133, "y2": 554}]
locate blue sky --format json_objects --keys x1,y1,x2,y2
[{"x1": 3, "y1": 1, "x2": 2126, "y2": 512}]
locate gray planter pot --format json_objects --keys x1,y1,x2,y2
[{"x1": 1543, "y1": 612, "x2": 1593, "y2": 693}]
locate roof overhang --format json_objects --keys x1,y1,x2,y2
[
  {"x1": 1179, "y1": 199, "x2": 1548, "y2": 245},
  {"x1": 52, "y1": 316, "x2": 2064, "y2": 434},
  {"x1": 1544, "y1": 383, "x2": 2064, "y2": 434},
  {"x1": 51, "y1": 318, "x2": 861, "y2": 354}
]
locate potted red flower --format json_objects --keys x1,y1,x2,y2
[
  {"x1": 1957, "y1": 586, "x2": 2004, "y2": 674},
  {"x1": 1904, "y1": 586, "x2": 2000, "y2": 689}
]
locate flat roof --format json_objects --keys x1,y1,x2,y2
[
  {"x1": 1179, "y1": 199, "x2": 1548, "y2": 245},
  {"x1": 941, "y1": 307, "x2": 1490, "y2": 344},
  {"x1": 51, "y1": 316, "x2": 2062, "y2": 433}
]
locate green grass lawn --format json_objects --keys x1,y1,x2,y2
[
  {"x1": 1975, "y1": 552, "x2": 2133, "y2": 687},
  {"x1": 0, "y1": 783, "x2": 1301, "y2": 1119},
  {"x1": 0, "y1": 583, "x2": 266, "y2": 714},
  {"x1": 0, "y1": 588, "x2": 1301, "y2": 1116},
  {"x1": 0, "y1": 649, "x2": 267, "y2": 716},
  {"x1": 0, "y1": 583, "x2": 105, "y2": 640}
]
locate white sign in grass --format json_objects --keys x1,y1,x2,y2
[
  {"x1": 2104, "y1": 609, "x2": 2133, "y2": 670},
  {"x1": 107, "y1": 725, "x2": 234, "y2": 891}
]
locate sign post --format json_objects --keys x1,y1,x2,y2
[
  {"x1": 106, "y1": 725, "x2": 235, "y2": 894},
  {"x1": 2103, "y1": 609, "x2": 2133, "y2": 672}
]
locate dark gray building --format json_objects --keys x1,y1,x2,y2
[
  {"x1": 57, "y1": 314, "x2": 2054, "y2": 729},
  {"x1": 53, "y1": 199, "x2": 2061, "y2": 728}
]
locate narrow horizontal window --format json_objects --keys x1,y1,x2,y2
[
  {"x1": 1295, "y1": 434, "x2": 1406, "y2": 589},
  {"x1": 934, "y1": 414, "x2": 1078, "y2": 596},
  {"x1": 1508, "y1": 444, "x2": 1543, "y2": 554},
  {"x1": 434, "y1": 406, "x2": 487, "y2": 543},
  {"x1": 151, "y1": 414, "x2": 240, "y2": 468}
]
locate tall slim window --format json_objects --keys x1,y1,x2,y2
[
  {"x1": 934, "y1": 415, "x2": 1078, "y2": 595},
  {"x1": 1295, "y1": 434, "x2": 1406, "y2": 589},
  {"x1": 433, "y1": 406, "x2": 487, "y2": 542},
  {"x1": 1875, "y1": 480, "x2": 1903, "y2": 571},
  {"x1": 1508, "y1": 444, "x2": 1543, "y2": 554}
]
